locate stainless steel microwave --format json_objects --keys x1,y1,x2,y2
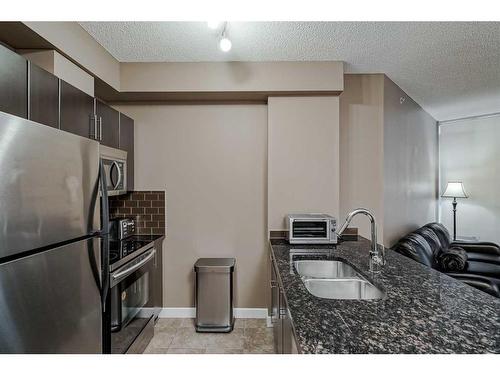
[
  {"x1": 100, "y1": 145, "x2": 127, "y2": 196},
  {"x1": 287, "y1": 214, "x2": 337, "y2": 244}
]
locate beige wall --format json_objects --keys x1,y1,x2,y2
[
  {"x1": 120, "y1": 61, "x2": 343, "y2": 93},
  {"x1": 23, "y1": 22, "x2": 120, "y2": 90},
  {"x1": 339, "y1": 74, "x2": 384, "y2": 240},
  {"x1": 268, "y1": 96, "x2": 340, "y2": 230},
  {"x1": 339, "y1": 74, "x2": 438, "y2": 247},
  {"x1": 439, "y1": 115, "x2": 500, "y2": 244},
  {"x1": 20, "y1": 49, "x2": 94, "y2": 96},
  {"x1": 383, "y1": 76, "x2": 438, "y2": 246},
  {"x1": 114, "y1": 104, "x2": 268, "y2": 308}
]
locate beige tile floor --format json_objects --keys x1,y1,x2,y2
[{"x1": 143, "y1": 318, "x2": 274, "y2": 354}]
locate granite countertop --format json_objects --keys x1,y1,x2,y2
[{"x1": 270, "y1": 238, "x2": 500, "y2": 354}]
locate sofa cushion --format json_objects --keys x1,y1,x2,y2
[
  {"x1": 393, "y1": 233, "x2": 436, "y2": 267},
  {"x1": 416, "y1": 227, "x2": 443, "y2": 254},
  {"x1": 424, "y1": 222, "x2": 451, "y2": 248}
]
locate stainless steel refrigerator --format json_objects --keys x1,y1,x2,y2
[{"x1": 0, "y1": 111, "x2": 105, "y2": 353}]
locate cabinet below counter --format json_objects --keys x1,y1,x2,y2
[
  {"x1": 269, "y1": 238, "x2": 500, "y2": 354},
  {"x1": 270, "y1": 250, "x2": 299, "y2": 354}
]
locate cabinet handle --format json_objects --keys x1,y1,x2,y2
[
  {"x1": 89, "y1": 115, "x2": 97, "y2": 139},
  {"x1": 94, "y1": 116, "x2": 98, "y2": 140},
  {"x1": 99, "y1": 117, "x2": 103, "y2": 141}
]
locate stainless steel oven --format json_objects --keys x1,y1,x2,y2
[
  {"x1": 109, "y1": 246, "x2": 156, "y2": 354},
  {"x1": 100, "y1": 145, "x2": 127, "y2": 196}
]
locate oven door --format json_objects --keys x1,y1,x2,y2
[{"x1": 110, "y1": 248, "x2": 156, "y2": 354}]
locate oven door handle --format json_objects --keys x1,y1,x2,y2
[{"x1": 112, "y1": 248, "x2": 156, "y2": 280}]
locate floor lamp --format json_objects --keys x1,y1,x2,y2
[{"x1": 441, "y1": 181, "x2": 468, "y2": 241}]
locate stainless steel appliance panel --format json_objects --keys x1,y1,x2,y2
[
  {"x1": 109, "y1": 247, "x2": 156, "y2": 354},
  {"x1": 0, "y1": 237, "x2": 102, "y2": 353},
  {"x1": 0, "y1": 112, "x2": 100, "y2": 259}
]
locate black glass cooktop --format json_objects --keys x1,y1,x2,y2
[{"x1": 109, "y1": 238, "x2": 152, "y2": 266}]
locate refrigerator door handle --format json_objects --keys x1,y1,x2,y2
[
  {"x1": 99, "y1": 159, "x2": 110, "y2": 312},
  {"x1": 100, "y1": 158, "x2": 109, "y2": 233},
  {"x1": 87, "y1": 238, "x2": 102, "y2": 297}
]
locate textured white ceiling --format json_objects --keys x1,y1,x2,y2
[{"x1": 79, "y1": 22, "x2": 500, "y2": 121}]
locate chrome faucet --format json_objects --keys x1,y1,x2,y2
[{"x1": 337, "y1": 208, "x2": 385, "y2": 273}]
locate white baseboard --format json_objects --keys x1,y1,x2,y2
[
  {"x1": 159, "y1": 307, "x2": 269, "y2": 320},
  {"x1": 266, "y1": 315, "x2": 273, "y2": 328},
  {"x1": 159, "y1": 308, "x2": 196, "y2": 318}
]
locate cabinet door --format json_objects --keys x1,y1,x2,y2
[
  {"x1": 60, "y1": 80, "x2": 95, "y2": 139},
  {"x1": 119, "y1": 113, "x2": 135, "y2": 191},
  {"x1": 273, "y1": 264, "x2": 283, "y2": 354},
  {"x1": 153, "y1": 238, "x2": 163, "y2": 317},
  {"x1": 29, "y1": 63, "x2": 59, "y2": 128},
  {"x1": 0, "y1": 44, "x2": 27, "y2": 118},
  {"x1": 282, "y1": 300, "x2": 295, "y2": 354},
  {"x1": 96, "y1": 100, "x2": 119, "y2": 148}
]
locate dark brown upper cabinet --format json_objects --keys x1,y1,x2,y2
[
  {"x1": 60, "y1": 80, "x2": 95, "y2": 139},
  {"x1": 29, "y1": 63, "x2": 59, "y2": 128},
  {"x1": 119, "y1": 113, "x2": 135, "y2": 191},
  {"x1": 0, "y1": 44, "x2": 28, "y2": 118},
  {"x1": 96, "y1": 100, "x2": 120, "y2": 148}
]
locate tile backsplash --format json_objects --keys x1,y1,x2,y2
[{"x1": 109, "y1": 191, "x2": 166, "y2": 235}]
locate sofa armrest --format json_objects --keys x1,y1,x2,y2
[
  {"x1": 451, "y1": 241, "x2": 500, "y2": 256},
  {"x1": 446, "y1": 272, "x2": 500, "y2": 298}
]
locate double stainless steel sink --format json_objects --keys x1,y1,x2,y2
[{"x1": 294, "y1": 260, "x2": 386, "y2": 300}]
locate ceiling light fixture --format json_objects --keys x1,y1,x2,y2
[{"x1": 219, "y1": 37, "x2": 232, "y2": 52}]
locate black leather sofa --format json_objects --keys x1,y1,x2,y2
[{"x1": 392, "y1": 223, "x2": 500, "y2": 298}]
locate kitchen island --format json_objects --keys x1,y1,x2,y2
[{"x1": 270, "y1": 238, "x2": 500, "y2": 354}]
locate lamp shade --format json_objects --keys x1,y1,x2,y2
[{"x1": 442, "y1": 181, "x2": 468, "y2": 198}]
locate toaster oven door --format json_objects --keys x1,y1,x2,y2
[{"x1": 290, "y1": 220, "x2": 330, "y2": 243}]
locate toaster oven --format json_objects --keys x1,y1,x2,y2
[
  {"x1": 109, "y1": 218, "x2": 136, "y2": 241},
  {"x1": 287, "y1": 214, "x2": 337, "y2": 244}
]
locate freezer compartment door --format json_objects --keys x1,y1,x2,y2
[
  {"x1": 0, "y1": 112, "x2": 100, "y2": 260},
  {"x1": 0, "y1": 237, "x2": 102, "y2": 353}
]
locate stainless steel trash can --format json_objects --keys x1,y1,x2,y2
[{"x1": 194, "y1": 258, "x2": 235, "y2": 333}]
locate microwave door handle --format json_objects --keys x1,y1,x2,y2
[
  {"x1": 112, "y1": 249, "x2": 156, "y2": 280},
  {"x1": 111, "y1": 161, "x2": 122, "y2": 190}
]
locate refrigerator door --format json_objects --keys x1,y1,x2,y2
[
  {"x1": 0, "y1": 111, "x2": 100, "y2": 261},
  {"x1": 0, "y1": 237, "x2": 102, "y2": 353}
]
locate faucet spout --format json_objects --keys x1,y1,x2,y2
[{"x1": 337, "y1": 208, "x2": 385, "y2": 272}]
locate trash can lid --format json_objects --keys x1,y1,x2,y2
[{"x1": 194, "y1": 258, "x2": 235, "y2": 272}]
